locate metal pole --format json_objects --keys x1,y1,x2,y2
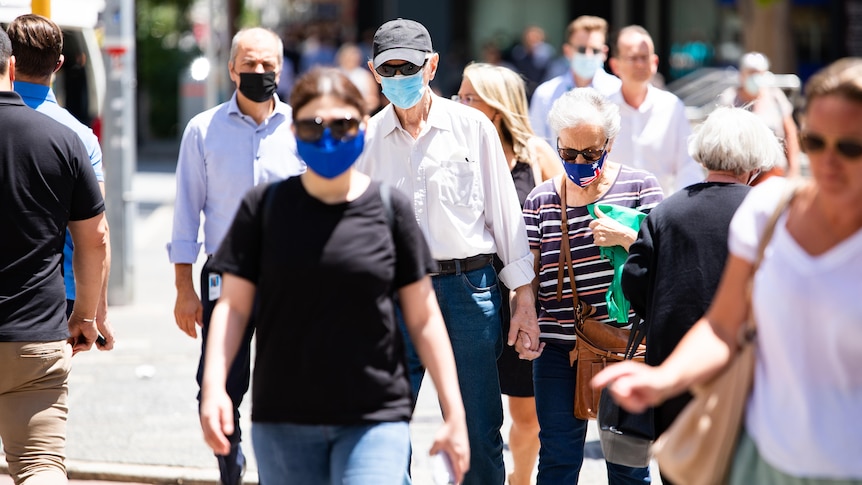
[{"x1": 102, "y1": 0, "x2": 137, "y2": 304}]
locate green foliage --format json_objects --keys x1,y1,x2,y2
[{"x1": 136, "y1": 0, "x2": 199, "y2": 138}]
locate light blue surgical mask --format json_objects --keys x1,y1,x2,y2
[
  {"x1": 381, "y1": 71, "x2": 426, "y2": 109},
  {"x1": 571, "y1": 54, "x2": 601, "y2": 80}
]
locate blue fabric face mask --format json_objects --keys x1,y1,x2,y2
[
  {"x1": 562, "y1": 150, "x2": 608, "y2": 187},
  {"x1": 296, "y1": 128, "x2": 365, "y2": 179},
  {"x1": 380, "y1": 71, "x2": 426, "y2": 109},
  {"x1": 571, "y1": 54, "x2": 601, "y2": 80}
]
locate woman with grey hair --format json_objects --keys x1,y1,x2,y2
[
  {"x1": 521, "y1": 87, "x2": 663, "y2": 484},
  {"x1": 617, "y1": 106, "x2": 781, "y2": 484}
]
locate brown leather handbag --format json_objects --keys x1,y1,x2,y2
[{"x1": 556, "y1": 182, "x2": 644, "y2": 420}]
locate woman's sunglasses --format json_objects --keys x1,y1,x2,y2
[
  {"x1": 557, "y1": 139, "x2": 609, "y2": 163},
  {"x1": 375, "y1": 59, "x2": 428, "y2": 78},
  {"x1": 294, "y1": 117, "x2": 360, "y2": 143},
  {"x1": 799, "y1": 132, "x2": 862, "y2": 161}
]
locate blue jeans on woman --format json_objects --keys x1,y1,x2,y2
[
  {"x1": 534, "y1": 342, "x2": 651, "y2": 484},
  {"x1": 252, "y1": 421, "x2": 410, "y2": 484},
  {"x1": 398, "y1": 263, "x2": 505, "y2": 485}
]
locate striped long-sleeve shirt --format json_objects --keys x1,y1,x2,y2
[{"x1": 523, "y1": 166, "x2": 664, "y2": 347}]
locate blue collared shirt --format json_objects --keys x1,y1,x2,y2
[
  {"x1": 167, "y1": 93, "x2": 305, "y2": 264},
  {"x1": 15, "y1": 81, "x2": 104, "y2": 301}
]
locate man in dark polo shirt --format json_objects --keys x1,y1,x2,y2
[{"x1": 0, "y1": 28, "x2": 110, "y2": 484}]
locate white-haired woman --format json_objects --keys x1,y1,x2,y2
[
  {"x1": 521, "y1": 88, "x2": 663, "y2": 484},
  {"x1": 719, "y1": 52, "x2": 801, "y2": 182},
  {"x1": 619, "y1": 106, "x2": 782, "y2": 485},
  {"x1": 455, "y1": 62, "x2": 560, "y2": 485}
]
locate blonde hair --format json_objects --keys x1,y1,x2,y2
[
  {"x1": 463, "y1": 62, "x2": 537, "y2": 165},
  {"x1": 566, "y1": 15, "x2": 608, "y2": 43}
]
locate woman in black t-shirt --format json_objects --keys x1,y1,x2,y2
[{"x1": 198, "y1": 68, "x2": 469, "y2": 484}]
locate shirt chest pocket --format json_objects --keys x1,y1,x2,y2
[{"x1": 431, "y1": 159, "x2": 478, "y2": 208}]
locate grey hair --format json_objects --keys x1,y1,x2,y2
[
  {"x1": 548, "y1": 88, "x2": 620, "y2": 142},
  {"x1": 689, "y1": 107, "x2": 780, "y2": 173},
  {"x1": 229, "y1": 27, "x2": 284, "y2": 69}
]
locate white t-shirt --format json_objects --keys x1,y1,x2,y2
[{"x1": 728, "y1": 177, "x2": 862, "y2": 479}]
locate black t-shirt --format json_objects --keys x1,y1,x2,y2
[
  {"x1": 0, "y1": 92, "x2": 105, "y2": 341},
  {"x1": 213, "y1": 177, "x2": 435, "y2": 425}
]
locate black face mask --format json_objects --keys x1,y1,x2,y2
[{"x1": 237, "y1": 71, "x2": 277, "y2": 102}]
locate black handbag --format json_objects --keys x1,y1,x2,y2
[{"x1": 597, "y1": 318, "x2": 654, "y2": 468}]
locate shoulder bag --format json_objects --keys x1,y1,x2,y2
[
  {"x1": 651, "y1": 183, "x2": 799, "y2": 485},
  {"x1": 556, "y1": 180, "x2": 645, "y2": 420}
]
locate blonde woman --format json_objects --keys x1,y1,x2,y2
[{"x1": 455, "y1": 62, "x2": 560, "y2": 485}]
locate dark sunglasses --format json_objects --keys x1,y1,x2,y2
[
  {"x1": 557, "y1": 139, "x2": 609, "y2": 163},
  {"x1": 575, "y1": 45, "x2": 602, "y2": 55},
  {"x1": 799, "y1": 132, "x2": 862, "y2": 160},
  {"x1": 375, "y1": 59, "x2": 428, "y2": 78},
  {"x1": 294, "y1": 117, "x2": 360, "y2": 143}
]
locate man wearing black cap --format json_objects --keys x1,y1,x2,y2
[{"x1": 356, "y1": 18, "x2": 542, "y2": 485}]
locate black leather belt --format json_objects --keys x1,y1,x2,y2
[{"x1": 433, "y1": 254, "x2": 493, "y2": 275}]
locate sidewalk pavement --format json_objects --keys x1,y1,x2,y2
[{"x1": 1, "y1": 140, "x2": 661, "y2": 484}]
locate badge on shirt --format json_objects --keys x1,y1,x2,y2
[{"x1": 208, "y1": 273, "x2": 222, "y2": 301}]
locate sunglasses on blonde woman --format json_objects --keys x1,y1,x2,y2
[
  {"x1": 799, "y1": 132, "x2": 862, "y2": 161},
  {"x1": 294, "y1": 117, "x2": 361, "y2": 143}
]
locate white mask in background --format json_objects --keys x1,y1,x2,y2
[
  {"x1": 743, "y1": 73, "x2": 765, "y2": 97},
  {"x1": 571, "y1": 54, "x2": 602, "y2": 80}
]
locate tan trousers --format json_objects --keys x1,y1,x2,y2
[{"x1": 0, "y1": 341, "x2": 71, "y2": 485}]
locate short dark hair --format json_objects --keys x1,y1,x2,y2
[
  {"x1": 6, "y1": 14, "x2": 63, "y2": 78},
  {"x1": 290, "y1": 67, "x2": 367, "y2": 120},
  {"x1": 0, "y1": 28, "x2": 11, "y2": 77}
]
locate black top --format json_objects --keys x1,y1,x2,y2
[
  {"x1": 622, "y1": 182, "x2": 750, "y2": 433},
  {"x1": 510, "y1": 161, "x2": 536, "y2": 207},
  {"x1": 0, "y1": 92, "x2": 104, "y2": 341},
  {"x1": 213, "y1": 177, "x2": 435, "y2": 424}
]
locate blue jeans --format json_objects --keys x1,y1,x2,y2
[
  {"x1": 399, "y1": 263, "x2": 505, "y2": 485},
  {"x1": 252, "y1": 421, "x2": 410, "y2": 484},
  {"x1": 534, "y1": 343, "x2": 651, "y2": 484},
  {"x1": 197, "y1": 257, "x2": 254, "y2": 485}
]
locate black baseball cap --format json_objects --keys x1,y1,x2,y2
[{"x1": 372, "y1": 19, "x2": 433, "y2": 69}]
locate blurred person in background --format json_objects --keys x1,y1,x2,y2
[
  {"x1": 456, "y1": 62, "x2": 560, "y2": 485},
  {"x1": 607, "y1": 25, "x2": 704, "y2": 194},
  {"x1": 719, "y1": 51, "x2": 801, "y2": 182},
  {"x1": 529, "y1": 16, "x2": 621, "y2": 148},
  {"x1": 620, "y1": 106, "x2": 781, "y2": 484},
  {"x1": 507, "y1": 26, "x2": 554, "y2": 98},
  {"x1": 336, "y1": 42, "x2": 380, "y2": 115},
  {"x1": 594, "y1": 58, "x2": 862, "y2": 484}
]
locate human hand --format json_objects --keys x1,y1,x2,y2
[
  {"x1": 174, "y1": 287, "x2": 203, "y2": 338},
  {"x1": 591, "y1": 360, "x2": 673, "y2": 414},
  {"x1": 589, "y1": 205, "x2": 636, "y2": 249},
  {"x1": 429, "y1": 416, "x2": 470, "y2": 484},
  {"x1": 95, "y1": 312, "x2": 116, "y2": 351},
  {"x1": 67, "y1": 313, "x2": 99, "y2": 355},
  {"x1": 508, "y1": 286, "x2": 540, "y2": 351},
  {"x1": 200, "y1": 388, "x2": 234, "y2": 456},
  {"x1": 515, "y1": 333, "x2": 545, "y2": 361}
]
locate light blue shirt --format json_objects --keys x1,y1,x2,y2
[
  {"x1": 528, "y1": 69, "x2": 622, "y2": 148},
  {"x1": 15, "y1": 81, "x2": 104, "y2": 301},
  {"x1": 167, "y1": 93, "x2": 305, "y2": 264}
]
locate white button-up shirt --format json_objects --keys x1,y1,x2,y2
[
  {"x1": 356, "y1": 95, "x2": 534, "y2": 290},
  {"x1": 607, "y1": 85, "x2": 704, "y2": 194}
]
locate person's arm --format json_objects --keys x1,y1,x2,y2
[
  {"x1": 592, "y1": 254, "x2": 753, "y2": 413},
  {"x1": 621, "y1": 217, "x2": 655, "y2": 320},
  {"x1": 514, "y1": 248, "x2": 546, "y2": 360},
  {"x1": 588, "y1": 204, "x2": 639, "y2": 251},
  {"x1": 67, "y1": 212, "x2": 109, "y2": 354},
  {"x1": 200, "y1": 273, "x2": 256, "y2": 456},
  {"x1": 399, "y1": 276, "x2": 470, "y2": 483},
  {"x1": 169, "y1": 122, "x2": 208, "y2": 338}
]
